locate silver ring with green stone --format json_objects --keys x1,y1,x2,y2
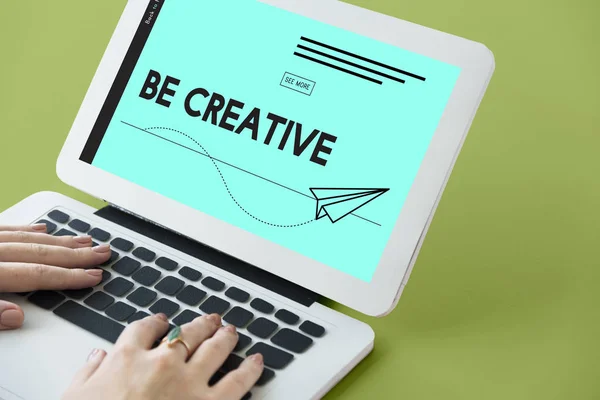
[{"x1": 161, "y1": 326, "x2": 191, "y2": 357}]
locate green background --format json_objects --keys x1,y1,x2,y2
[{"x1": 0, "y1": 1, "x2": 598, "y2": 399}]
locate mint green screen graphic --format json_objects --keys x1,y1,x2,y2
[{"x1": 92, "y1": 0, "x2": 461, "y2": 282}]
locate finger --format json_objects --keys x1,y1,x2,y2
[
  {"x1": 0, "y1": 231, "x2": 93, "y2": 249},
  {"x1": 211, "y1": 354, "x2": 264, "y2": 400},
  {"x1": 116, "y1": 313, "x2": 170, "y2": 350},
  {"x1": 156, "y1": 314, "x2": 221, "y2": 361},
  {"x1": 0, "y1": 243, "x2": 111, "y2": 268},
  {"x1": 0, "y1": 263, "x2": 103, "y2": 292},
  {"x1": 70, "y1": 348, "x2": 107, "y2": 384},
  {"x1": 189, "y1": 323, "x2": 239, "y2": 380},
  {"x1": 0, "y1": 300, "x2": 24, "y2": 330},
  {"x1": 0, "y1": 224, "x2": 47, "y2": 233}
]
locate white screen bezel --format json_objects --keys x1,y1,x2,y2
[{"x1": 56, "y1": 0, "x2": 494, "y2": 316}]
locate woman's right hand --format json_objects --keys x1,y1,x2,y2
[{"x1": 62, "y1": 313, "x2": 264, "y2": 400}]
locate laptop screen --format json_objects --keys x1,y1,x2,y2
[{"x1": 80, "y1": 0, "x2": 461, "y2": 282}]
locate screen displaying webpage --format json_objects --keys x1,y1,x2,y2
[{"x1": 80, "y1": 0, "x2": 461, "y2": 282}]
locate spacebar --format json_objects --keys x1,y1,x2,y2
[{"x1": 54, "y1": 300, "x2": 125, "y2": 344}]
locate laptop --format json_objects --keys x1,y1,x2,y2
[{"x1": 0, "y1": 0, "x2": 495, "y2": 398}]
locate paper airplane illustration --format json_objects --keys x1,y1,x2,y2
[{"x1": 309, "y1": 188, "x2": 389, "y2": 224}]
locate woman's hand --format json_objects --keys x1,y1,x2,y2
[
  {"x1": 62, "y1": 313, "x2": 264, "y2": 400},
  {"x1": 0, "y1": 224, "x2": 111, "y2": 330}
]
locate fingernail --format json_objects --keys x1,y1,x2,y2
[
  {"x1": 86, "y1": 269, "x2": 104, "y2": 277},
  {"x1": 92, "y1": 244, "x2": 111, "y2": 253},
  {"x1": 206, "y1": 314, "x2": 221, "y2": 324},
  {"x1": 0, "y1": 309, "x2": 24, "y2": 329},
  {"x1": 155, "y1": 313, "x2": 168, "y2": 321},
  {"x1": 87, "y1": 348, "x2": 99, "y2": 361},
  {"x1": 32, "y1": 223, "x2": 47, "y2": 231},
  {"x1": 224, "y1": 324, "x2": 237, "y2": 334},
  {"x1": 73, "y1": 235, "x2": 92, "y2": 244},
  {"x1": 249, "y1": 353, "x2": 263, "y2": 365}
]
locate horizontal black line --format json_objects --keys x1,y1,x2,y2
[
  {"x1": 298, "y1": 44, "x2": 405, "y2": 84},
  {"x1": 300, "y1": 36, "x2": 426, "y2": 81},
  {"x1": 122, "y1": 121, "x2": 311, "y2": 199},
  {"x1": 120, "y1": 121, "x2": 381, "y2": 226},
  {"x1": 350, "y1": 213, "x2": 380, "y2": 226},
  {"x1": 294, "y1": 52, "x2": 382, "y2": 85}
]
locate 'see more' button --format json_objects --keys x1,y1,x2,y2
[{"x1": 280, "y1": 72, "x2": 316, "y2": 96}]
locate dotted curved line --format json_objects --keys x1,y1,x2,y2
[{"x1": 146, "y1": 126, "x2": 315, "y2": 228}]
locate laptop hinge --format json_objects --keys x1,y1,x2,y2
[{"x1": 94, "y1": 205, "x2": 319, "y2": 307}]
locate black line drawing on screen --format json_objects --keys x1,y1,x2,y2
[{"x1": 121, "y1": 121, "x2": 386, "y2": 228}]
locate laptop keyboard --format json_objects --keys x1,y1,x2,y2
[{"x1": 24, "y1": 208, "x2": 328, "y2": 399}]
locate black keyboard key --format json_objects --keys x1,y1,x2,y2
[
  {"x1": 104, "y1": 277, "x2": 134, "y2": 297},
  {"x1": 127, "y1": 287, "x2": 157, "y2": 307},
  {"x1": 202, "y1": 276, "x2": 225, "y2": 291},
  {"x1": 36, "y1": 219, "x2": 57, "y2": 234},
  {"x1": 48, "y1": 210, "x2": 69, "y2": 223},
  {"x1": 225, "y1": 287, "x2": 250, "y2": 303},
  {"x1": 178, "y1": 266, "x2": 202, "y2": 281},
  {"x1": 149, "y1": 298, "x2": 180, "y2": 318},
  {"x1": 112, "y1": 256, "x2": 141, "y2": 276},
  {"x1": 84, "y1": 292, "x2": 115, "y2": 311},
  {"x1": 105, "y1": 301, "x2": 136, "y2": 322},
  {"x1": 299, "y1": 320, "x2": 325, "y2": 338},
  {"x1": 172, "y1": 309, "x2": 201, "y2": 325},
  {"x1": 132, "y1": 266, "x2": 161, "y2": 286},
  {"x1": 246, "y1": 343, "x2": 293, "y2": 369},
  {"x1": 62, "y1": 287, "x2": 93, "y2": 300},
  {"x1": 219, "y1": 355, "x2": 275, "y2": 392},
  {"x1": 128, "y1": 311, "x2": 150, "y2": 324},
  {"x1": 101, "y1": 250, "x2": 119, "y2": 267},
  {"x1": 207, "y1": 369, "x2": 252, "y2": 400},
  {"x1": 256, "y1": 368, "x2": 276, "y2": 386},
  {"x1": 132, "y1": 247, "x2": 155, "y2": 262},
  {"x1": 250, "y1": 298, "x2": 274, "y2": 314},
  {"x1": 54, "y1": 300, "x2": 124, "y2": 343},
  {"x1": 216, "y1": 354, "x2": 274, "y2": 387},
  {"x1": 234, "y1": 332, "x2": 252, "y2": 352},
  {"x1": 223, "y1": 307, "x2": 254, "y2": 328},
  {"x1": 271, "y1": 328, "x2": 313, "y2": 353},
  {"x1": 209, "y1": 370, "x2": 225, "y2": 386},
  {"x1": 247, "y1": 317, "x2": 278, "y2": 339},
  {"x1": 68, "y1": 219, "x2": 90, "y2": 233},
  {"x1": 155, "y1": 256, "x2": 177, "y2": 271},
  {"x1": 54, "y1": 228, "x2": 76, "y2": 237},
  {"x1": 111, "y1": 237, "x2": 134, "y2": 252},
  {"x1": 275, "y1": 309, "x2": 299, "y2": 325},
  {"x1": 89, "y1": 227, "x2": 111, "y2": 242},
  {"x1": 155, "y1": 276, "x2": 184, "y2": 296},
  {"x1": 99, "y1": 270, "x2": 112, "y2": 285},
  {"x1": 176, "y1": 286, "x2": 206, "y2": 306},
  {"x1": 28, "y1": 291, "x2": 65, "y2": 310},
  {"x1": 220, "y1": 353, "x2": 244, "y2": 373},
  {"x1": 199, "y1": 296, "x2": 230, "y2": 315}
]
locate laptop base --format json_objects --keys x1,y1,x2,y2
[{"x1": 0, "y1": 191, "x2": 374, "y2": 400}]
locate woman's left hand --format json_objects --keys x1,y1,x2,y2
[{"x1": 0, "y1": 224, "x2": 111, "y2": 330}]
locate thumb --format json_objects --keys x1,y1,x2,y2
[
  {"x1": 71, "y1": 348, "x2": 107, "y2": 384},
  {"x1": 0, "y1": 300, "x2": 24, "y2": 330}
]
